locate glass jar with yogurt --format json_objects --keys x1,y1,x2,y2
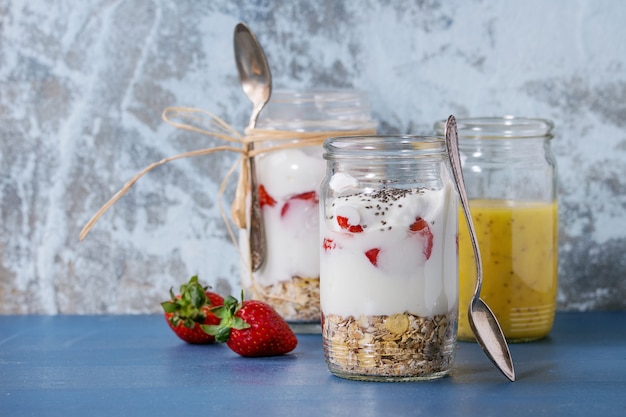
[
  {"x1": 240, "y1": 90, "x2": 376, "y2": 332},
  {"x1": 434, "y1": 117, "x2": 558, "y2": 342},
  {"x1": 320, "y1": 135, "x2": 458, "y2": 381}
]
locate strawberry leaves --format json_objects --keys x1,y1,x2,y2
[
  {"x1": 202, "y1": 294, "x2": 250, "y2": 342},
  {"x1": 161, "y1": 275, "x2": 224, "y2": 344},
  {"x1": 161, "y1": 275, "x2": 212, "y2": 328}
]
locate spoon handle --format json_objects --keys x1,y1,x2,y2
[
  {"x1": 247, "y1": 100, "x2": 268, "y2": 272},
  {"x1": 444, "y1": 116, "x2": 483, "y2": 297},
  {"x1": 234, "y1": 22, "x2": 272, "y2": 272},
  {"x1": 445, "y1": 115, "x2": 515, "y2": 382},
  {"x1": 248, "y1": 149, "x2": 265, "y2": 271}
]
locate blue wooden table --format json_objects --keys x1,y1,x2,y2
[{"x1": 1, "y1": 312, "x2": 624, "y2": 417}]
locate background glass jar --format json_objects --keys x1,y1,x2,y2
[
  {"x1": 435, "y1": 117, "x2": 558, "y2": 342},
  {"x1": 240, "y1": 90, "x2": 376, "y2": 333},
  {"x1": 320, "y1": 135, "x2": 458, "y2": 381}
]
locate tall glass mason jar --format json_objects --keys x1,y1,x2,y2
[
  {"x1": 435, "y1": 117, "x2": 558, "y2": 342},
  {"x1": 240, "y1": 90, "x2": 376, "y2": 332},
  {"x1": 319, "y1": 135, "x2": 458, "y2": 381}
]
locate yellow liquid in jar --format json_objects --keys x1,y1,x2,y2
[{"x1": 458, "y1": 200, "x2": 558, "y2": 342}]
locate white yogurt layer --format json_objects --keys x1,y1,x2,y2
[
  {"x1": 320, "y1": 178, "x2": 458, "y2": 318},
  {"x1": 242, "y1": 146, "x2": 326, "y2": 287}
]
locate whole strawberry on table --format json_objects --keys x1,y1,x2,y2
[
  {"x1": 161, "y1": 275, "x2": 224, "y2": 344},
  {"x1": 203, "y1": 293, "x2": 298, "y2": 357}
]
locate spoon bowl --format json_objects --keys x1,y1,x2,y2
[
  {"x1": 233, "y1": 23, "x2": 272, "y2": 271},
  {"x1": 444, "y1": 115, "x2": 515, "y2": 382},
  {"x1": 234, "y1": 23, "x2": 272, "y2": 128}
]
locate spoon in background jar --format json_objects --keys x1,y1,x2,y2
[
  {"x1": 233, "y1": 22, "x2": 272, "y2": 272},
  {"x1": 444, "y1": 115, "x2": 516, "y2": 382}
]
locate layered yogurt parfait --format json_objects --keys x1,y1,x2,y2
[
  {"x1": 239, "y1": 91, "x2": 376, "y2": 329},
  {"x1": 241, "y1": 146, "x2": 325, "y2": 323},
  {"x1": 319, "y1": 135, "x2": 458, "y2": 381}
]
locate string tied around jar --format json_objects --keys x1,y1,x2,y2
[{"x1": 78, "y1": 106, "x2": 376, "y2": 262}]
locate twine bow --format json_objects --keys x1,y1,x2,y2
[{"x1": 79, "y1": 106, "x2": 376, "y2": 247}]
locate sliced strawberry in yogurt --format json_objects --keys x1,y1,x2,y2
[
  {"x1": 336, "y1": 215, "x2": 364, "y2": 233},
  {"x1": 365, "y1": 248, "x2": 381, "y2": 266},
  {"x1": 258, "y1": 184, "x2": 277, "y2": 208},
  {"x1": 409, "y1": 217, "x2": 433, "y2": 260},
  {"x1": 281, "y1": 191, "x2": 318, "y2": 217},
  {"x1": 322, "y1": 238, "x2": 337, "y2": 252}
]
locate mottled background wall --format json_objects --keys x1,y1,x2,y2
[{"x1": 1, "y1": 0, "x2": 624, "y2": 314}]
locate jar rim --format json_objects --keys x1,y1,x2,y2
[
  {"x1": 268, "y1": 89, "x2": 370, "y2": 103},
  {"x1": 433, "y1": 116, "x2": 554, "y2": 139},
  {"x1": 323, "y1": 135, "x2": 446, "y2": 160},
  {"x1": 258, "y1": 89, "x2": 376, "y2": 132}
]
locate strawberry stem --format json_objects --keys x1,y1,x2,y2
[
  {"x1": 202, "y1": 293, "x2": 250, "y2": 342},
  {"x1": 161, "y1": 275, "x2": 212, "y2": 327}
]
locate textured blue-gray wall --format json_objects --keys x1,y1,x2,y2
[{"x1": 1, "y1": 0, "x2": 624, "y2": 313}]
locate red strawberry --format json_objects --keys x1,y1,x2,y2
[
  {"x1": 336, "y1": 215, "x2": 364, "y2": 233},
  {"x1": 258, "y1": 184, "x2": 277, "y2": 208},
  {"x1": 365, "y1": 248, "x2": 381, "y2": 266},
  {"x1": 280, "y1": 190, "x2": 318, "y2": 217},
  {"x1": 161, "y1": 275, "x2": 224, "y2": 344},
  {"x1": 409, "y1": 217, "x2": 434, "y2": 260},
  {"x1": 336, "y1": 215, "x2": 350, "y2": 228},
  {"x1": 203, "y1": 294, "x2": 297, "y2": 357},
  {"x1": 322, "y1": 238, "x2": 336, "y2": 251}
]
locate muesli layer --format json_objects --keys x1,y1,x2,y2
[{"x1": 322, "y1": 312, "x2": 457, "y2": 377}]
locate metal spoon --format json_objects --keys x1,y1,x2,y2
[
  {"x1": 444, "y1": 115, "x2": 516, "y2": 382},
  {"x1": 234, "y1": 22, "x2": 272, "y2": 271}
]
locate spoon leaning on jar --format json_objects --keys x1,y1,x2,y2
[
  {"x1": 233, "y1": 22, "x2": 273, "y2": 272},
  {"x1": 444, "y1": 115, "x2": 516, "y2": 382}
]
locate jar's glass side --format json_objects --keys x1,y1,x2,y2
[
  {"x1": 459, "y1": 137, "x2": 556, "y2": 202},
  {"x1": 320, "y1": 136, "x2": 458, "y2": 381}
]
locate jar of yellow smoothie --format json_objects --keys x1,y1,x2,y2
[{"x1": 434, "y1": 117, "x2": 557, "y2": 342}]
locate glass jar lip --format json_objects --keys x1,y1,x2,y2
[
  {"x1": 268, "y1": 89, "x2": 370, "y2": 103},
  {"x1": 258, "y1": 89, "x2": 376, "y2": 131},
  {"x1": 323, "y1": 135, "x2": 446, "y2": 160},
  {"x1": 433, "y1": 116, "x2": 554, "y2": 139}
]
